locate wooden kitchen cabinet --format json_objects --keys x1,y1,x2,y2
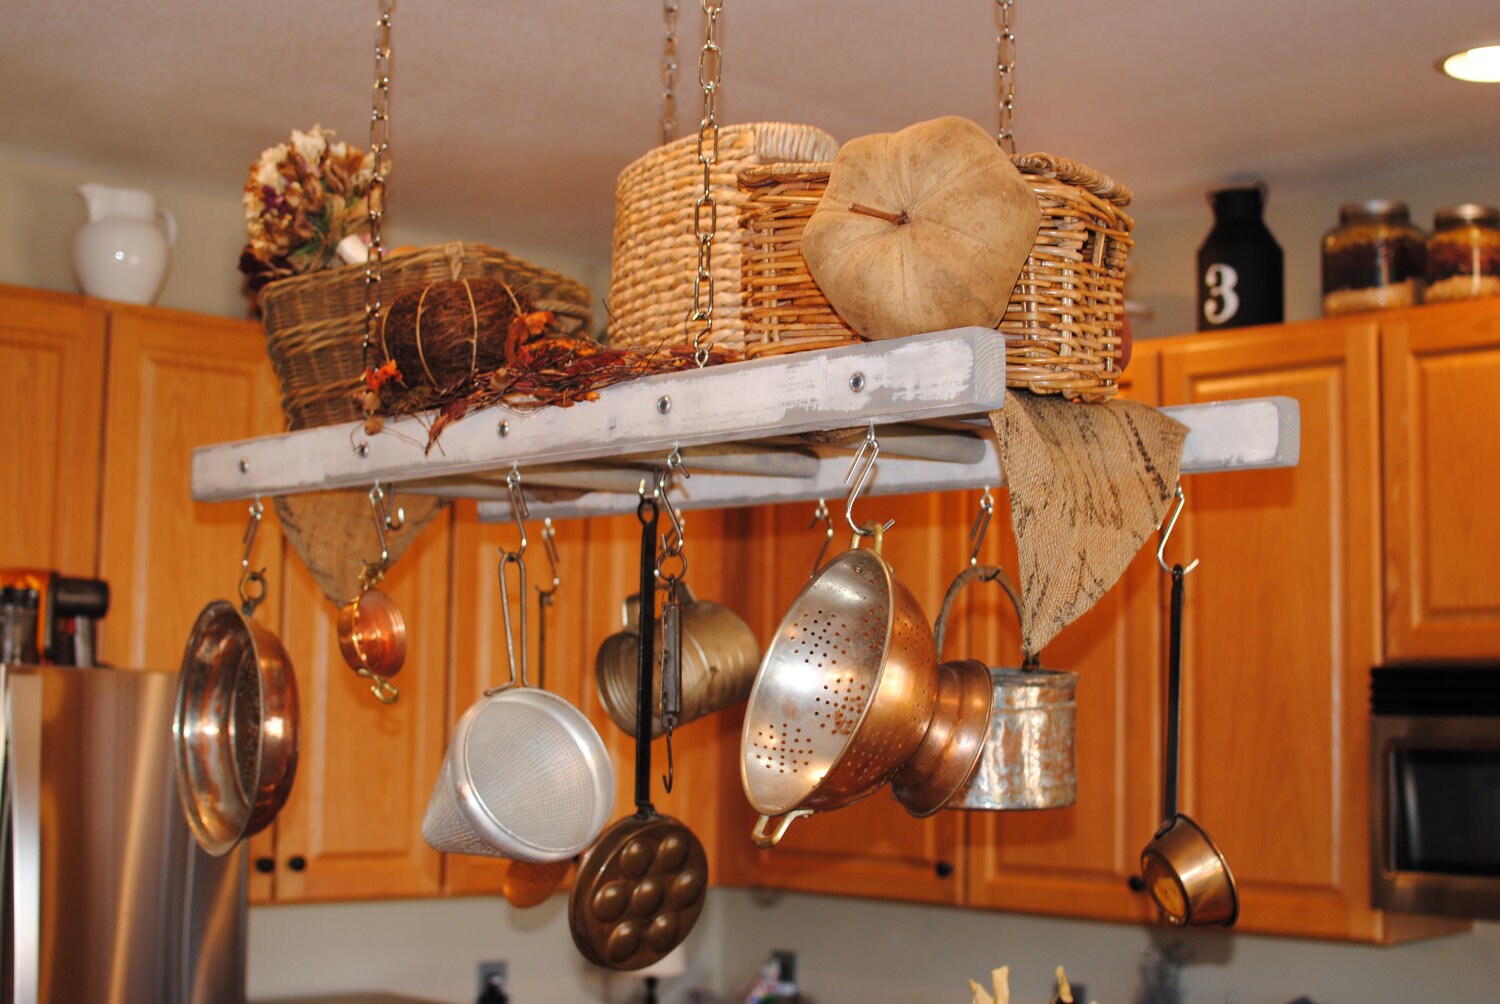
[
  {"x1": 961, "y1": 339, "x2": 1164, "y2": 924},
  {"x1": 0, "y1": 285, "x2": 108, "y2": 577},
  {"x1": 1160, "y1": 317, "x2": 1462, "y2": 942},
  {"x1": 1380, "y1": 298, "x2": 1500, "y2": 659},
  {"x1": 96, "y1": 304, "x2": 287, "y2": 669}
]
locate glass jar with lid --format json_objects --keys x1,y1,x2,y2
[
  {"x1": 1424, "y1": 204, "x2": 1500, "y2": 304},
  {"x1": 1320, "y1": 200, "x2": 1426, "y2": 316}
]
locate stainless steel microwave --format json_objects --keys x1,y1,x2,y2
[{"x1": 1370, "y1": 663, "x2": 1500, "y2": 919}]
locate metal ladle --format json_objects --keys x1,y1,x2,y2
[{"x1": 1139, "y1": 485, "x2": 1238, "y2": 926}]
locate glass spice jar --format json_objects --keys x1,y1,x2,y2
[
  {"x1": 1424, "y1": 204, "x2": 1500, "y2": 304},
  {"x1": 1321, "y1": 200, "x2": 1426, "y2": 316}
]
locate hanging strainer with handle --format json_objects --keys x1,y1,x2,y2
[{"x1": 422, "y1": 476, "x2": 615, "y2": 862}]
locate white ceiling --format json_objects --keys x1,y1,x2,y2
[{"x1": 4, "y1": 0, "x2": 1498, "y2": 266}]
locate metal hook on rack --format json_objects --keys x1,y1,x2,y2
[
  {"x1": 497, "y1": 467, "x2": 532, "y2": 689},
  {"x1": 656, "y1": 456, "x2": 689, "y2": 580},
  {"x1": 1156, "y1": 483, "x2": 1200, "y2": 575},
  {"x1": 504, "y1": 465, "x2": 529, "y2": 559},
  {"x1": 967, "y1": 487, "x2": 994, "y2": 567},
  {"x1": 536, "y1": 517, "x2": 560, "y2": 600},
  {"x1": 238, "y1": 497, "x2": 267, "y2": 613},
  {"x1": 808, "y1": 498, "x2": 834, "y2": 577},
  {"x1": 366, "y1": 482, "x2": 403, "y2": 576},
  {"x1": 844, "y1": 424, "x2": 895, "y2": 538}
]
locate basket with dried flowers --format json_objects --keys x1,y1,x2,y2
[{"x1": 238, "y1": 125, "x2": 376, "y2": 294}]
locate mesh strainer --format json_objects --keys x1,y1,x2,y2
[{"x1": 423, "y1": 481, "x2": 615, "y2": 862}]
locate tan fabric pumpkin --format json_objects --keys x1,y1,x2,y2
[{"x1": 801, "y1": 115, "x2": 1040, "y2": 341}]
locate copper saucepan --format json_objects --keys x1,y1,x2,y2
[
  {"x1": 336, "y1": 483, "x2": 407, "y2": 703},
  {"x1": 1140, "y1": 553, "x2": 1238, "y2": 927}
]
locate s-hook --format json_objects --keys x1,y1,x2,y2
[
  {"x1": 535, "y1": 517, "x2": 560, "y2": 690},
  {"x1": 238, "y1": 497, "x2": 267, "y2": 615},
  {"x1": 497, "y1": 466, "x2": 531, "y2": 689},
  {"x1": 844, "y1": 424, "x2": 896, "y2": 538},
  {"x1": 967, "y1": 487, "x2": 995, "y2": 567},
  {"x1": 808, "y1": 498, "x2": 834, "y2": 577},
  {"x1": 1156, "y1": 483, "x2": 1200, "y2": 576},
  {"x1": 361, "y1": 482, "x2": 405, "y2": 590}
]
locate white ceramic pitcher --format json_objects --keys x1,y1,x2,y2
[{"x1": 72, "y1": 184, "x2": 176, "y2": 305}]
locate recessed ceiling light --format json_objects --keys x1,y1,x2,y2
[{"x1": 1438, "y1": 44, "x2": 1500, "y2": 83}]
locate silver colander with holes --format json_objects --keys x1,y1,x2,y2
[
  {"x1": 740, "y1": 544, "x2": 939, "y2": 847},
  {"x1": 422, "y1": 686, "x2": 615, "y2": 861}
]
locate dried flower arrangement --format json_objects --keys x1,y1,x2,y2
[{"x1": 237, "y1": 125, "x2": 376, "y2": 292}]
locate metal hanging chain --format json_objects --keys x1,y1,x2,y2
[
  {"x1": 362, "y1": 0, "x2": 395, "y2": 378},
  {"x1": 660, "y1": 0, "x2": 681, "y2": 145},
  {"x1": 995, "y1": 0, "x2": 1016, "y2": 155},
  {"x1": 686, "y1": 0, "x2": 725, "y2": 368}
]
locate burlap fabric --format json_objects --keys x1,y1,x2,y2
[
  {"x1": 989, "y1": 393, "x2": 1187, "y2": 655},
  {"x1": 275, "y1": 491, "x2": 447, "y2": 605}
]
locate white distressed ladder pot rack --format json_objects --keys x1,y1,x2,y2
[{"x1": 192, "y1": 327, "x2": 1301, "y2": 515}]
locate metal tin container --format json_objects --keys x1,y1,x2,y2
[{"x1": 947, "y1": 667, "x2": 1078, "y2": 810}]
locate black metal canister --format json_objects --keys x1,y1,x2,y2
[{"x1": 1196, "y1": 185, "x2": 1284, "y2": 331}]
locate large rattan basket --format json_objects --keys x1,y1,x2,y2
[
  {"x1": 735, "y1": 151, "x2": 1136, "y2": 401},
  {"x1": 604, "y1": 123, "x2": 840, "y2": 358},
  {"x1": 259, "y1": 242, "x2": 593, "y2": 431}
]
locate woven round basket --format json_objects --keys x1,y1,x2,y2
[
  {"x1": 734, "y1": 152, "x2": 1135, "y2": 401},
  {"x1": 259, "y1": 242, "x2": 594, "y2": 431},
  {"x1": 604, "y1": 122, "x2": 840, "y2": 357}
]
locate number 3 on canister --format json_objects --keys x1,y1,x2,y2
[{"x1": 1202, "y1": 263, "x2": 1240, "y2": 325}]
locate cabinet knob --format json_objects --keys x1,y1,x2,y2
[
  {"x1": 934, "y1": 861, "x2": 955, "y2": 879},
  {"x1": 1127, "y1": 874, "x2": 1146, "y2": 893},
  {"x1": 254, "y1": 857, "x2": 275, "y2": 874},
  {"x1": 288, "y1": 855, "x2": 307, "y2": 872}
]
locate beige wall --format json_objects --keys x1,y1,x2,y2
[
  {"x1": 1127, "y1": 154, "x2": 1498, "y2": 339},
  {"x1": 0, "y1": 148, "x2": 611, "y2": 324}
]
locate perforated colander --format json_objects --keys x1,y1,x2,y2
[{"x1": 739, "y1": 542, "x2": 938, "y2": 846}]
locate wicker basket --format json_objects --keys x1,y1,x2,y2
[
  {"x1": 734, "y1": 152, "x2": 1135, "y2": 401},
  {"x1": 604, "y1": 123, "x2": 840, "y2": 357},
  {"x1": 259, "y1": 242, "x2": 594, "y2": 430}
]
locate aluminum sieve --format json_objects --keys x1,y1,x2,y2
[{"x1": 423, "y1": 483, "x2": 615, "y2": 862}]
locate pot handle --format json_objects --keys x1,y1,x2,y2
[
  {"x1": 750, "y1": 809, "x2": 814, "y2": 848},
  {"x1": 932, "y1": 563, "x2": 1027, "y2": 663}
]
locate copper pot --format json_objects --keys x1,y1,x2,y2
[
  {"x1": 338, "y1": 587, "x2": 406, "y2": 702},
  {"x1": 174, "y1": 599, "x2": 300, "y2": 856},
  {"x1": 889, "y1": 658, "x2": 993, "y2": 817}
]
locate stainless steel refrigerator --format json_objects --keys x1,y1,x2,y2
[{"x1": 2, "y1": 663, "x2": 246, "y2": 1004}]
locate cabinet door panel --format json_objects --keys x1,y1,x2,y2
[
  {"x1": 1382, "y1": 300, "x2": 1500, "y2": 657},
  {"x1": 270, "y1": 511, "x2": 450, "y2": 900},
  {"x1": 97, "y1": 308, "x2": 284, "y2": 668},
  {"x1": 964, "y1": 341, "x2": 1161, "y2": 921},
  {"x1": 0, "y1": 286, "x2": 107, "y2": 576},
  {"x1": 1161, "y1": 320, "x2": 1387, "y2": 938},
  {"x1": 719, "y1": 495, "x2": 965, "y2": 905}
]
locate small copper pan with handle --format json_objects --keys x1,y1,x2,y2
[
  {"x1": 1139, "y1": 487, "x2": 1238, "y2": 926},
  {"x1": 336, "y1": 483, "x2": 407, "y2": 704}
]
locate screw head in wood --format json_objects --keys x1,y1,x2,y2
[
  {"x1": 849, "y1": 372, "x2": 866, "y2": 393},
  {"x1": 498, "y1": 419, "x2": 510, "y2": 437},
  {"x1": 657, "y1": 395, "x2": 672, "y2": 415}
]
